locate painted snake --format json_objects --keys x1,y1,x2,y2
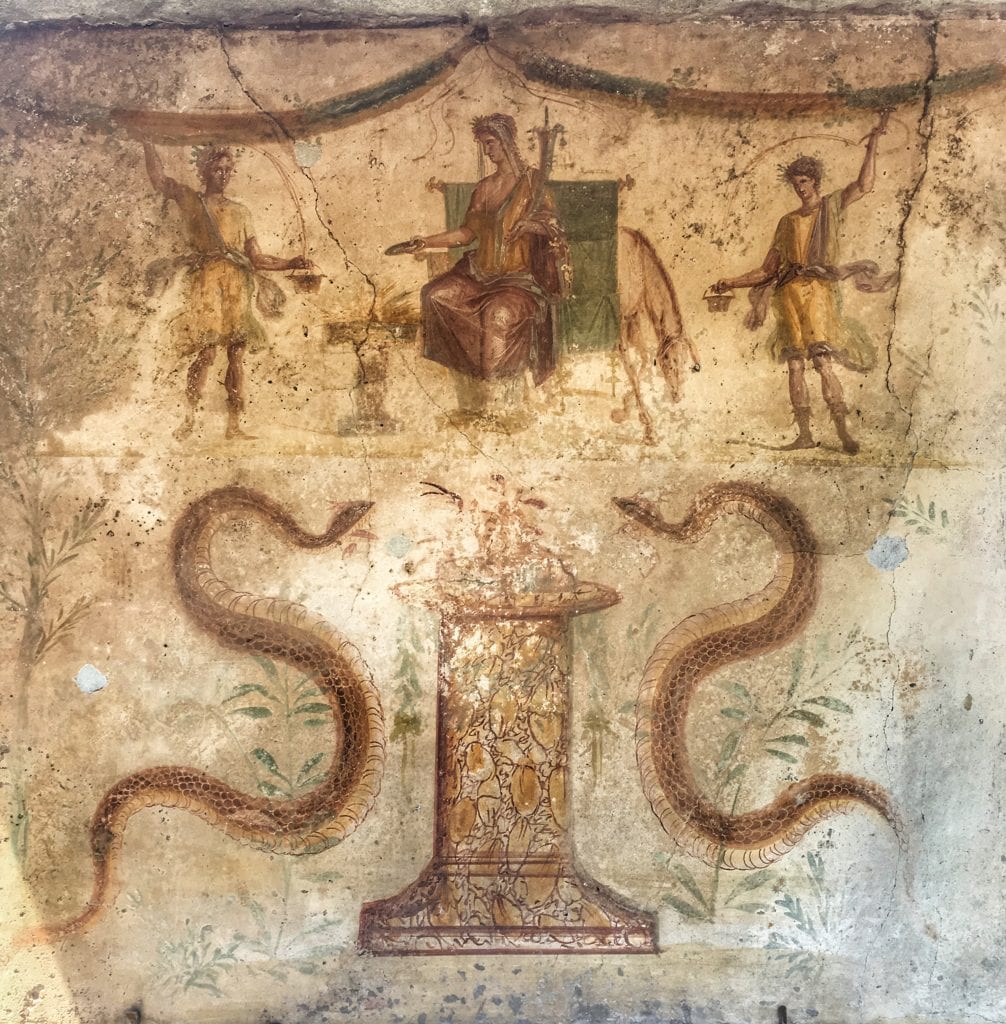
[
  {"x1": 614, "y1": 480, "x2": 898, "y2": 869},
  {"x1": 29, "y1": 486, "x2": 385, "y2": 942}
]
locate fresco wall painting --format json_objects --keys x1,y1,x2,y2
[{"x1": 1, "y1": 9, "x2": 1005, "y2": 1023}]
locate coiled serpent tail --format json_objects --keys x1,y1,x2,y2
[
  {"x1": 614, "y1": 480, "x2": 898, "y2": 869},
  {"x1": 28, "y1": 485, "x2": 385, "y2": 943}
]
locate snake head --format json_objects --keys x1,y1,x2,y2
[
  {"x1": 612, "y1": 496, "x2": 667, "y2": 533},
  {"x1": 328, "y1": 501, "x2": 374, "y2": 537}
]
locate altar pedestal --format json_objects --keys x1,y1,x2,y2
[
  {"x1": 359, "y1": 581, "x2": 657, "y2": 955},
  {"x1": 329, "y1": 322, "x2": 404, "y2": 435}
]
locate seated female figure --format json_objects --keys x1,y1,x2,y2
[{"x1": 408, "y1": 113, "x2": 570, "y2": 392}]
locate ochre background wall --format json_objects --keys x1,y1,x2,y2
[{"x1": 1, "y1": 6, "x2": 1003, "y2": 1023}]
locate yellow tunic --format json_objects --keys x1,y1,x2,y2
[
  {"x1": 168, "y1": 185, "x2": 267, "y2": 358},
  {"x1": 764, "y1": 189, "x2": 875, "y2": 369},
  {"x1": 772, "y1": 214, "x2": 836, "y2": 354},
  {"x1": 769, "y1": 190, "x2": 842, "y2": 357}
]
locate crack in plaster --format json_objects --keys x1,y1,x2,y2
[
  {"x1": 925, "y1": 897, "x2": 948, "y2": 1008},
  {"x1": 873, "y1": 17, "x2": 942, "y2": 551},
  {"x1": 863, "y1": 564, "x2": 906, "y2": 1000},
  {"x1": 213, "y1": 31, "x2": 523, "y2": 623},
  {"x1": 883, "y1": 18, "x2": 938, "y2": 472},
  {"x1": 857, "y1": 24, "x2": 943, "y2": 990},
  {"x1": 215, "y1": 29, "x2": 518, "y2": 494},
  {"x1": 2, "y1": 17, "x2": 1001, "y2": 1024},
  {"x1": 389, "y1": 346, "x2": 517, "y2": 473},
  {"x1": 214, "y1": 31, "x2": 377, "y2": 397},
  {"x1": 214, "y1": 30, "x2": 386, "y2": 617},
  {"x1": 999, "y1": 468, "x2": 1006, "y2": 559},
  {"x1": 877, "y1": 9, "x2": 941, "y2": 823}
]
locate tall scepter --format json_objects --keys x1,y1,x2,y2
[
  {"x1": 528, "y1": 106, "x2": 565, "y2": 214},
  {"x1": 522, "y1": 107, "x2": 572, "y2": 301}
]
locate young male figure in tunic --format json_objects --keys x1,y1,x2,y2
[
  {"x1": 711, "y1": 111, "x2": 895, "y2": 455},
  {"x1": 143, "y1": 143, "x2": 313, "y2": 440},
  {"x1": 389, "y1": 113, "x2": 570, "y2": 420}
]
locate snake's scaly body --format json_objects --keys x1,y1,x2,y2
[
  {"x1": 614, "y1": 481, "x2": 897, "y2": 869},
  {"x1": 32, "y1": 486, "x2": 384, "y2": 942}
]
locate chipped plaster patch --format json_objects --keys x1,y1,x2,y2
[
  {"x1": 74, "y1": 663, "x2": 108, "y2": 693},
  {"x1": 294, "y1": 140, "x2": 322, "y2": 168},
  {"x1": 868, "y1": 534, "x2": 909, "y2": 570}
]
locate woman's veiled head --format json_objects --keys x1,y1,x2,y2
[{"x1": 471, "y1": 113, "x2": 525, "y2": 174}]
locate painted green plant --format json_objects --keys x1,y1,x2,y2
[
  {"x1": 766, "y1": 851, "x2": 833, "y2": 981},
  {"x1": 711, "y1": 638, "x2": 861, "y2": 780},
  {"x1": 151, "y1": 882, "x2": 345, "y2": 996},
  {"x1": 576, "y1": 612, "x2": 616, "y2": 781},
  {"x1": 581, "y1": 703, "x2": 616, "y2": 783},
  {"x1": 0, "y1": 471, "x2": 107, "y2": 666},
  {"x1": 884, "y1": 494, "x2": 950, "y2": 536},
  {"x1": 654, "y1": 630, "x2": 880, "y2": 923},
  {"x1": 156, "y1": 922, "x2": 242, "y2": 997},
  {"x1": 1, "y1": 464, "x2": 108, "y2": 867},
  {"x1": 233, "y1": 893, "x2": 343, "y2": 981},
  {"x1": 0, "y1": 144, "x2": 138, "y2": 871},
  {"x1": 662, "y1": 847, "x2": 842, "y2": 981},
  {"x1": 964, "y1": 278, "x2": 1003, "y2": 347},
  {"x1": 221, "y1": 655, "x2": 331, "y2": 800},
  {"x1": 653, "y1": 850, "x2": 773, "y2": 923},
  {"x1": 0, "y1": 166, "x2": 137, "y2": 452},
  {"x1": 651, "y1": 719, "x2": 776, "y2": 923},
  {"x1": 150, "y1": 653, "x2": 347, "y2": 997},
  {"x1": 388, "y1": 615, "x2": 425, "y2": 773},
  {"x1": 145, "y1": 657, "x2": 347, "y2": 995},
  {"x1": 578, "y1": 602, "x2": 663, "y2": 781}
]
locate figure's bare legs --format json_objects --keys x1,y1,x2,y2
[
  {"x1": 175, "y1": 346, "x2": 217, "y2": 439},
  {"x1": 224, "y1": 341, "x2": 255, "y2": 440},
  {"x1": 186, "y1": 346, "x2": 218, "y2": 402},
  {"x1": 781, "y1": 356, "x2": 815, "y2": 450},
  {"x1": 812, "y1": 351, "x2": 859, "y2": 455}
]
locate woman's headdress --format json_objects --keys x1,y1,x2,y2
[{"x1": 471, "y1": 113, "x2": 527, "y2": 176}]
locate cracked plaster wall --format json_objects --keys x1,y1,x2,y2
[{"x1": 1, "y1": 4, "x2": 1004, "y2": 1024}]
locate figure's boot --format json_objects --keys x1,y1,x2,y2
[
  {"x1": 780, "y1": 407, "x2": 815, "y2": 450},
  {"x1": 829, "y1": 405, "x2": 860, "y2": 455},
  {"x1": 225, "y1": 407, "x2": 256, "y2": 440}
]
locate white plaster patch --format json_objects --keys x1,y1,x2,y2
[
  {"x1": 385, "y1": 533, "x2": 413, "y2": 557},
  {"x1": 568, "y1": 528, "x2": 600, "y2": 554},
  {"x1": 74, "y1": 663, "x2": 108, "y2": 693},
  {"x1": 867, "y1": 534, "x2": 909, "y2": 571},
  {"x1": 294, "y1": 140, "x2": 322, "y2": 168}
]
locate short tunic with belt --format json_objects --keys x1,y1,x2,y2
[
  {"x1": 168, "y1": 185, "x2": 267, "y2": 359},
  {"x1": 765, "y1": 190, "x2": 874, "y2": 370}
]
